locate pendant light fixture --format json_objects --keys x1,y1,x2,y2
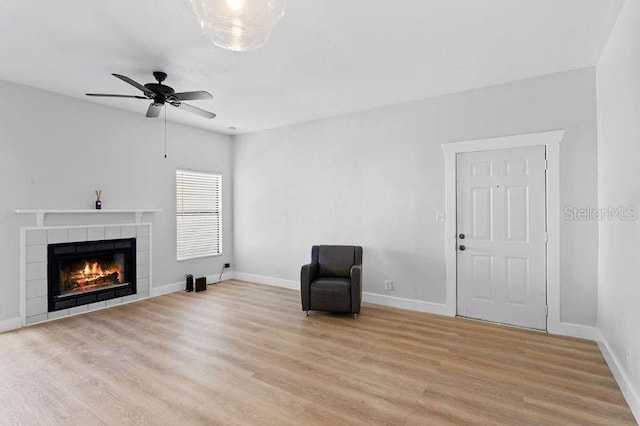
[{"x1": 189, "y1": 0, "x2": 287, "y2": 52}]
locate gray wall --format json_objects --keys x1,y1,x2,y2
[
  {"x1": 0, "y1": 80, "x2": 233, "y2": 322},
  {"x1": 233, "y1": 68, "x2": 599, "y2": 326},
  {"x1": 597, "y1": 0, "x2": 640, "y2": 415}
]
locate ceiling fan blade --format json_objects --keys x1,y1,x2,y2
[
  {"x1": 112, "y1": 73, "x2": 156, "y2": 98},
  {"x1": 86, "y1": 93, "x2": 148, "y2": 99},
  {"x1": 146, "y1": 103, "x2": 163, "y2": 118},
  {"x1": 171, "y1": 91, "x2": 213, "y2": 101},
  {"x1": 170, "y1": 102, "x2": 216, "y2": 119}
]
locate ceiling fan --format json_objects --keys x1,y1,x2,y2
[{"x1": 86, "y1": 72, "x2": 216, "y2": 119}]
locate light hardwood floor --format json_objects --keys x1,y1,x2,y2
[{"x1": 0, "y1": 280, "x2": 634, "y2": 425}]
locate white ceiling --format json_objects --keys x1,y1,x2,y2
[{"x1": 0, "y1": 0, "x2": 625, "y2": 135}]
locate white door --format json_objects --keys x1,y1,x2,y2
[{"x1": 456, "y1": 146, "x2": 547, "y2": 330}]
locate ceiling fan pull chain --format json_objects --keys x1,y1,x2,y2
[{"x1": 164, "y1": 106, "x2": 168, "y2": 159}]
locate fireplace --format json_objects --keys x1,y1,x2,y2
[{"x1": 48, "y1": 238, "x2": 136, "y2": 312}]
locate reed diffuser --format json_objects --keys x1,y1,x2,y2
[{"x1": 95, "y1": 190, "x2": 102, "y2": 210}]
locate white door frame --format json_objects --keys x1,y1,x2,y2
[{"x1": 442, "y1": 130, "x2": 564, "y2": 333}]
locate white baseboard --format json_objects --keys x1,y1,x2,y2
[
  {"x1": 231, "y1": 273, "x2": 600, "y2": 341},
  {"x1": 0, "y1": 317, "x2": 22, "y2": 333},
  {"x1": 548, "y1": 321, "x2": 599, "y2": 341},
  {"x1": 207, "y1": 271, "x2": 237, "y2": 284},
  {"x1": 598, "y1": 331, "x2": 640, "y2": 423},
  {"x1": 232, "y1": 272, "x2": 451, "y2": 317},
  {"x1": 151, "y1": 272, "x2": 237, "y2": 297},
  {"x1": 363, "y1": 292, "x2": 451, "y2": 316},
  {"x1": 151, "y1": 281, "x2": 185, "y2": 297},
  {"x1": 234, "y1": 272, "x2": 299, "y2": 290}
]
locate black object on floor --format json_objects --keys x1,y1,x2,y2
[
  {"x1": 186, "y1": 274, "x2": 194, "y2": 292},
  {"x1": 195, "y1": 277, "x2": 207, "y2": 292}
]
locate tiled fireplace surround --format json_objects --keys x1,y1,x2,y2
[{"x1": 22, "y1": 224, "x2": 151, "y2": 325}]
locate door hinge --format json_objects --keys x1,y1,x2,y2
[
  {"x1": 545, "y1": 305, "x2": 549, "y2": 317},
  {"x1": 545, "y1": 232, "x2": 549, "y2": 243},
  {"x1": 545, "y1": 159, "x2": 549, "y2": 170}
]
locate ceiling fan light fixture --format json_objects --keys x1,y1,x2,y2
[{"x1": 189, "y1": 0, "x2": 287, "y2": 52}]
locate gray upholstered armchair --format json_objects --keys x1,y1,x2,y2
[{"x1": 301, "y1": 245, "x2": 363, "y2": 318}]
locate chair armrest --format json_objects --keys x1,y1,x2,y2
[
  {"x1": 300, "y1": 263, "x2": 318, "y2": 311},
  {"x1": 350, "y1": 265, "x2": 362, "y2": 314}
]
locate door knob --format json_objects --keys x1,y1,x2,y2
[
  {"x1": 459, "y1": 245, "x2": 466, "y2": 251},
  {"x1": 459, "y1": 233, "x2": 465, "y2": 239}
]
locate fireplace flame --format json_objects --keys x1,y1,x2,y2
[
  {"x1": 59, "y1": 254, "x2": 126, "y2": 297},
  {"x1": 66, "y1": 260, "x2": 123, "y2": 290},
  {"x1": 78, "y1": 261, "x2": 120, "y2": 282}
]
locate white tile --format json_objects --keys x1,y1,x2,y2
[
  {"x1": 87, "y1": 227, "x2": 105, "y2": 241},
  {"x1": 137, "y1": 291, "x2": 149, "y2": 299},
  {"x1": 26, "y1": 262, "x2": 46, "y2": 281},
  {"x1": 106, "y1": 297, "x2": 122, "y2": 307},
  {"x1": 136, "y1": 225, "x2": 150, "y2": 237},
  {"x1": 26, "y1": 230, "x2": 47, "y2": 246},
  {"x1": 87, "y1": 301, "x2": 106, "y2": 311},
  {"x1": 26, "y1": 314, "x2": 47, "y2": 325},
  {"x1": 47, "y1": 229, "x2": 68, "y2": 244},
  {"x1": 136, "y1": 250, "x2": 150, "y2": 265},
  {"x1": 137, "y1": 278, "x2": 150, "y2": 293},
  {"x1": 69, "y1": 305, "x2": 88, "y2": 315},
  {"x1": 26, "y1": 245, "x2": 47, "y2": 264},
  {"x1": 121, "y1": 226, "x2": 136, "y2": 238},
  {"x1": 105, "y1": 227, "x2": 121, "y2": 240},
  {"x1": 26, "y1": 296, "x2": 47, "y2": 316},
  {"x1": 68, "y1": 228, "x2": 87, "y2": 242},
  {"x1": 123, "y1": 294, "x2": 138, "y2": 304},
  {"x1": 26, "y1": 279, "x2": 47, "y2": 299},
  {"x1": 137, "y1": 265, "x2": 149, "y2": 279},
  {"x1": 136, "y1": 237, "x2": 149, "y2": 252},
  {"x1": 48, "y1": 309, "x2": 69, "y2": 320}
]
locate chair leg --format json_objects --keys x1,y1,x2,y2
[
  {"x1": 305, "y1": 310, "x2": 309, "y2": 317},
  {"x1": 353, "y1": 313, "x2": 358, "y2": 319}
]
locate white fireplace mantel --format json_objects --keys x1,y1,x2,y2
[{"x1": 14, "y1": 209, "x2": 161, "y2": 227}]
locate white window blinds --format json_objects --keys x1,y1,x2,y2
[{"x1": 176, "y1": 169, "x2": 222, "y2": 261}]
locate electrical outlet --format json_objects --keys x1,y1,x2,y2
[
  {"x1": 384, "y1": 280, "x2": 394, "y2": 291},
  {"x1": 436, "y1": 212, "x2": 446, "y2": 224},
  {"x1": 224, "y1": 263, "x2": 231, "y2": 268}
]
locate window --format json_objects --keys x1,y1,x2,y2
[{"x1": 176, "y1": 169, "x2": 222, "y2": 261}]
